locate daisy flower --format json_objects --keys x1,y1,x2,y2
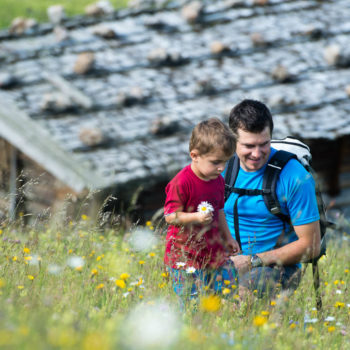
[
  {"x1": 197, "y1": 201, "x2": 214, "y2": 214},
  {"x1": 176, "y1": 262, "x2": 186, "y2": 268},
  {"x1": 186, "y1": 267, "x2": 196, "y2": 274}
]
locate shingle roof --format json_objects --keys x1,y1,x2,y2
[{"x1": 0, "y1": 0, "x2": 349, "y2": 192}]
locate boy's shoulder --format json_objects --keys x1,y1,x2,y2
[{"x1": 168, "y1": 165, "x2": 193, "y2": 185}]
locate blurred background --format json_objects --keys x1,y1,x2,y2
[{"x1": 0, "y1": 0, "x2": 349, "y2": 225}]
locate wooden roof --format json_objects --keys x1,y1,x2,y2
[{"x1": 0, "y1": 0, "x2": 349, "y2": 192}]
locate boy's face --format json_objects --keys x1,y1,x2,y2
[{"x1": 190, "y1": 149, "x2": 230, "y2": 181}]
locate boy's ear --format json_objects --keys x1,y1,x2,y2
[{"x1": 190, "y1": 149, "x2": 200, "y2": 161}]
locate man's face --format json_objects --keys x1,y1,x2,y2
[
  {"x1": 190, "y1": 149, "x2": 230, "y2": 181},
  {"x1": 235, "y1": 126, "x2": 271, "y2": 172}
]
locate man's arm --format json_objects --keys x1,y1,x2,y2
[{"x1": 231, "y1": 220, "x2": 321, "y2": 272}]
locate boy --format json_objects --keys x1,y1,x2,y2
[{"x1": 164, "y1": 118, "x2": 240, "y2": 298}]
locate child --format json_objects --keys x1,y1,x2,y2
[{"x1": 164, "y1": 118, "x2": 240, "y2": 298}]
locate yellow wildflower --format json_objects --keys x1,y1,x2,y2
[
  {"x1": 334, "y1": 280, "x2": 339, "y2": 285},
  {"x1": 12, "y1": 256, "x2": 18, "y2": 261},
  {"x1": 139, "y1": 260, "x2": 145, "y2": 265},
  {"x1": 253, "y1": 316, "x2": 267, "y2": 327},
  {"x1": 116, "y1": 280, "x2": 126, "y2": 289},
  {"x1": 334, "y1": 301, "x2": 345, "y2": 308},
  {"x1": 91, "y1": 269, "x2": 98, "y2": 276},
  {"x1": 24, "y1": 256, "x2": 32, "y2": 261},
  {"x1": 289, "y1": 323, "x2": 296, "y2": 329},
  {"x1": 224, "y1": 280, "x2": 230, "y2": 285},
  {"x1": 120, "y1": 273, "x2": 130, "y2": 280},
  {"x1": 149, "y1": 252, "x2": 156, "y2": 258},
  {"x1": 162, "y1": 272, "x2": 169, "y2": 278},
  {"x1": 158, "y1": 282, "x2": 166, "y2": 289},
  {"x1": 341, "y1": 280, "x2": 345, "y2": 285},
  {"x1": 139, "y1": 295, "x2": 143, "y2": 299},
  {"x1": 23, "y1": 247, "x2": 30, "y2": 254},
  {"x1": 81, "y1": 214, "x2": 89, "y2": 221},
  {"x1": 0, "y1": 279, "x2": 5, "y2": 288},
  {"x1": 75, "y1": 266, "x2": 83, "y2": 272},
  {"x1": 0, "y1": 229, "x2": 2, "y2": 235},
  {"x1": 96, "y1": 284, "x2": 104, "y2": 290},
  {"x1": 328, "y1": 326, "x2": 336, "y2": 333},
  {"x1": 27, "y1": 275, "x2": 34, "y2": 281},
  {"x1": 68, "y1": 249, "x2": 73, "y2": 254},
  {"x1": 270, "y1": 301, "x2": 276, "y2": 306},
  {"x1": 307, "y1": 326, "x2": 313, "y2": 333},
  {"x1": 17, "y1": 285, "x2": 24, "y2": 289},
  {"x1": 345, "y1": 269, "x2": 349, "y2": 274},
  {"x1": 222, "y1": 288, "x2": 231, "y2": 295},
  {"x1": 261, "y1": 311, "x2": 270, "y2": 316},
  {"x1": 146, "y1": 221, "x2": 152, "y2": 227},
  {"x1": 200, "y1": 295, "x2": 221, "y2": 312},
  {"x1": 324, "y1": 282, "x2": 328, "y2": 286},
  {"x1": 136, "y1": 278, "x2": 143, "y2": 286}
]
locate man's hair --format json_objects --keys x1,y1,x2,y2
[
  {"x1": 229, "y1": 99, "x2": 274, "y2": 137},
  {"x1": 189, "y1": 118, "x2": 235, "y2": 157}
]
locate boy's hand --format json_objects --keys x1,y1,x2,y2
[
  {"x1": 196, "y1": 212, "x2": 213, "y2": 225},
  {"x1": 226, "y1": 236, "x2": 240, "y2": 255}
]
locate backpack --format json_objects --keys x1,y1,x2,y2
[{"x1": 224, "y1": 136, "x2": 333, "y2": 310}]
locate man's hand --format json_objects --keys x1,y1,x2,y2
[{"x1": 230, "y1": 254, "x2": 251, "y2": 274}]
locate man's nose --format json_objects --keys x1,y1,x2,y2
[{"x1": 252, "y1": 147, "x2": 262, "y2": 158}]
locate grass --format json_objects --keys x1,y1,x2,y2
[
  {"x1": 0, "y1": 0, "x2": 129, "y2": 29},
  {"x1": 0, "y1": 214, "x2": 350, "y2": 350}
]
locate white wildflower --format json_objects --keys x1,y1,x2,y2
[
  {"x1": 325, "y1": 316, "x2": 335, "y2": 322},
  {"x1": 336, "y1": 290, "x2": 342, "y2": 294},
  {"x1": 128, "y1": 227, "x2": 158, "y2": 252},
  {"x1": 47, "y1": 264, "x2": 62, "y2": 275},
  {"x1": 176, "y1": 262, "x2": 186, "y2": 268},
  {"x1": 120, "y1": 300, "x2": 181, "y2": 350},
  {"x1": 186, "y1": 267, "x2": 196, "y2": 274},
  {"x1": 67, "y1": 256, "x2": 85, "y2": 269},
  {"x1": 197, "y1": 201, "x2": 214, "y2": 214}
]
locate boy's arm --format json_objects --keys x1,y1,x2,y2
[
  {"x1": 165, "y1": 211, "x2": 213, "y2": 226},
  {"x1": 218, "y1": 210, "x2": 240, "y2": 254}
]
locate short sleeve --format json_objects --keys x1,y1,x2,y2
[
  {"x1": 164, "y1": 177, "x2": 188, "y2": 216},
  {"x1": 281, "y1": 160, "x2": 320, "y2": 226}
]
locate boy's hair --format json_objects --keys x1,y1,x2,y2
[
  {"x1": 229, "y1": 99, "x2": 274, "y2": 137},
  {"x1": 189, "y1": 118, "x2": 235, "y2": 157}
]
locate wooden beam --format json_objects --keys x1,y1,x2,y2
[
  {"x1": 0, "y1": 92, "x2": 106, "y2": 193},
  {"x1": 42, "y1": 71, "x2": 93, "y2": 109}
]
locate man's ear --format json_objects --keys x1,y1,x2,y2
[{"x1": 190, "y1": 149, "x2": 200, "y2": 162}]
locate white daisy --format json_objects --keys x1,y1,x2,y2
[
  {"x1": 197, "y1": 201, "x2": 214, "y2": 214},
  {"x1": 176, "y1": 262, "x2": 186, "y2": 268},
  {"x1": 186, "y1": 267, "x2": 196, "y2": 274}
]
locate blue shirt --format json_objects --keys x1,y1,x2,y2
[{"x1": 224, "y1": 148, "x2": 320, "y2": 255}]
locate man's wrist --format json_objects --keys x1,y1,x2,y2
[{"x1": 250, "y1": 254, "x2": 263, "y2": 268}]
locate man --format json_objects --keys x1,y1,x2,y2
[{"x1": 225, "y1": 99, "x2": 321, "y2": 295}]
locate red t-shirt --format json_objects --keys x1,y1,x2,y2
[{"x1": 164, "y1": 165, "x2": 227, "y2": 269}]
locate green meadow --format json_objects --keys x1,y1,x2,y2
[
  {"x1": 0, "y1": 0, "x2": 128, "y2": 29},
  {"x1": 0, "y1": 215, "x2": 350, "y2": 350}
]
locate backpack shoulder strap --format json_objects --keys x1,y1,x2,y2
[
  {"x1": 263, "y1": 150, "x2": 297, "y2": 222},
  {"x1": 224, "y1": 154, "x2": 240, "y2": 200}
]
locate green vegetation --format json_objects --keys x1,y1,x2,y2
[
  {"x1": 0, "y1": 0, "x2": 129, "y2": 29},
  {"x1": 0, "y1": 215, "x2": 350, "y2": 349}
]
